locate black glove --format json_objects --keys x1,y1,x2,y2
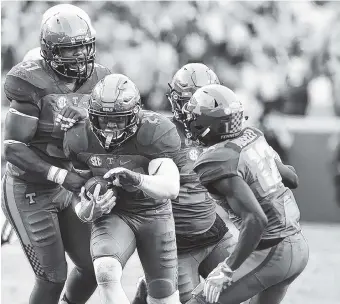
[{"x1": 103, "y1": 167, "x2": 142, "y2": 189}]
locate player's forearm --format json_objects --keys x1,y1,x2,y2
[
  {"x1": 4, "y1": 142, "x2": 67, "y2": 184},
  {"x1": 275, "y1": 160, "x2": 299, "y2": 189},
  {"x1": 5, "y1": 142, "x2": 52, "y2": 176},
  {"x1": 225, "y1": 214, "x2": 267, "y2": 271},
  {"x1": 136, "y1": 174, "x2": 180, "y2": 200}
]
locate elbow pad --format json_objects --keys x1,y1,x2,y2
[{"x1": 5, "y1": 108, "x2": 38, "y2": 144}]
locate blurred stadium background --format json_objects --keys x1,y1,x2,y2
[{"x1": 1, "y1": 1, "x2": 340, "y2": 303}]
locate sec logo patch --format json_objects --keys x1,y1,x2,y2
[
  {"x1": 188, "y1": 149, "x2": 199, "y2": 161},
  {"x1": 57, "y1": 96, "x2": 67, "y2": 109},
  {"x1": 90, "y1": 156, "x2": 102, "y2": 167}
]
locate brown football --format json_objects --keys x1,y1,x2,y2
[{"x1": 84, "y1": 176, "x2": 117, "y2": 200}]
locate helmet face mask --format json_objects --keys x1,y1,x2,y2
[
  {"x1": 168, "y1": 63, "x2": 220, "y2": 130},
  {"x1": 40, "y1": 7, "x2": 96, "y2": 81},
  {"x1": 167, "y1": 83, "x2": 193, "y2": 122},
  {"x1": 184, "y1": 84, "x2": 244, "y2": 146},
  {"x1": 52, "y1": 42, "x2": 95, "y2": 78},
  {"x1": 89, "y1": 109, "x2": 140, "y2": 150},
  {"x1": 88, "y1": 74, "x2": 141, "y2": 150}
]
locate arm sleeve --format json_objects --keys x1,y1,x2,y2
[{"x1": 136, "y1": 158, "x2": 180, "y2": 200}]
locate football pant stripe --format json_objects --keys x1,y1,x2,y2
[
  {"x1": 228, "y1": 245, "x2": 277, "y2": 285},
  {"x1": 2, "y1": 175, "x2": 47, "y2": 278},
  {"x1": 9, "y1": 108, "x2": 39, "y2": 119},
  {"x1": 2, "y1": 175, "x2": 30, "y2": 244},
  {"x1": 4, "y1": 140, "x2": 27, "y2": 145}
]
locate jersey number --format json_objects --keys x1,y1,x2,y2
[
  {"x1": 245, "y1": 139, "x2": 282, "y2": 194},
  {"x1": 21, "y1": 61, "x2": 40, "y2": 71}
]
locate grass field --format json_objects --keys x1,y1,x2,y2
[{"x1": 2, "y1": 221, "x2": 340, "y2": 304}]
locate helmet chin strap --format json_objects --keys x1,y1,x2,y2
[
  {"x1": 200, "y1": 128, "x2": 210, "y2": 138},
  {"x1": 104, "y1": 132, "x2": 114, "y2": 150},
  {"x1": 103, "y1": 130, "x2": 126, "y2": 150},
  {"x1": 196, "y1": 128, "x2": 211, "y2": 146}
]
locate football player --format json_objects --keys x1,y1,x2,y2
[
  {"x1": 183, "y1": 84, "x2": 309, "y2": 304},
  {"x1": 133, "y1": 63, "x2": 237, "y2": 304},
  {"x1": 2, "y1": 4, "x2": 112, "y2": 304},
  {"x1": 1, "y1": 47, "x2": 42, "y2": 247},
  {"x1": 63, "y1": 73, "x2": 181, "y2": 304}
]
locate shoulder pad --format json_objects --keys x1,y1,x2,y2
[
  {"x1": 137, "y1": 111, "x2": 181, "y2": 156},
  {"x1": 94, "y1": 63, "x2": 111, "y2": 81},
  {"x1": 63, "y1": 121, "x2": 90, "y2": 158},
  {"x1": 193, "y1": 144, "x2": 240, "y2": 187},
  {"x1": 4, "y1": 61, "x2": 50, "y2": 104}
]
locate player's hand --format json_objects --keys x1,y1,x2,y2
[
  {"x1": 103, "y1": 167, "x2": 141, "y2": 189},
  {"x1": 96, "y1": 188, "x2": 117, "y2": 214},
  {"x1": 62, "y1": 172, "x2": 87, "y2": 193},
  {"x1": 204, "y1": 262, "x2": 233, "y2": 303},
  {"x1": 76, "y1": 185, "x2": 104, "y2": 222},
  {"x1": 76, "y1": 184, "x2": 116, "y2": 222},
  {"x1": 55, "y1": 106, "x2": 87, "y2": 131}
]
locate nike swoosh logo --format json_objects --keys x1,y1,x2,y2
[
  {"x1": 151, "y1": 161, "x2": 163, "y2": 176},
  {"x1": 120, "y1": 160, "x2": 131, "y2": 165}
]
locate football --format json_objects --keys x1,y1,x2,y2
[{"x1": 84, "y1": 176, "x2": 117, "y2": 200}]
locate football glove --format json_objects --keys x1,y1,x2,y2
[
  {"x1": 55, "y1": 106, "x2": 87, "y2": 131},
  {"x1": 75, "y1": 184, "x2": 116, "y2": 222},
  {"x1": 204, "y1": 262, "x2": 234, "y2": 303}
]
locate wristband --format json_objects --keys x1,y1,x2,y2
[{"x1": 47, "y1": 166, "x2": 68, "y2": 185}]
